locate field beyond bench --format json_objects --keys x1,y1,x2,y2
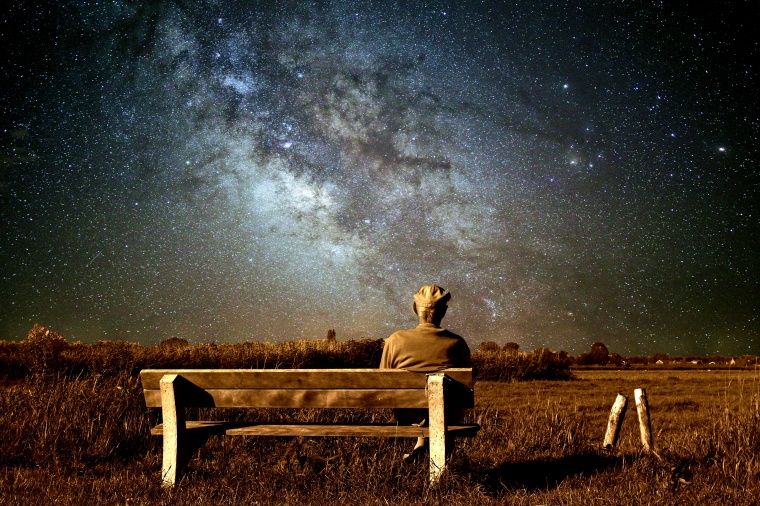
[{"x1": 139, "y1": 368, "x2": 479, "y2": 485}]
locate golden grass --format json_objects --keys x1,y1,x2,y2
[
  {"x1": 2, "y1": 368, "x2": 758, "y2": 504},
  {"x1": 0, "y1": 328, "x2": 758, "y2": 504}
]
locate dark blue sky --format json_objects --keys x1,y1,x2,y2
[{"x1": 1, "y1": 1, "x2": 757, "y2": 355}]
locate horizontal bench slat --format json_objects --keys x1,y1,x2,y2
[
  {"x1": 139, "y1": 368, "x2": 473, "y2": 390},
  {"x1": 149, "y1": 421, "x2": 480, "y2": 438},
  {"x1": 143, "y1": 388, "x2": 434, "y2": 408}
]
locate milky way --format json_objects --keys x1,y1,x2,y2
[{"x1": 1, "y1": 1, "x2": 757, "y2": 355}]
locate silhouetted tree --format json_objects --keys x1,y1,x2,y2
[
  {"x1": 608, "y1": 353, "x2": 624, "y2": 367},
  {"x1": 503, "y1": 342, "x2": 520, "y2": 355},
  {"x1": 326, "y1": 329, "x2": 336, "y2": 341},
  {"x1": 478, "y1": 341, "x2": 501, "y2": 353},
  {"x1": 590, "y1": 342, "x2": 610, "y2": 365},
  {"x1": 531, "y1": 348, "x2": 557, "y2": 360}
]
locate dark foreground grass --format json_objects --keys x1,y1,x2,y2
[
  {"x1": 2, "y1": 370, "x2": 758, "y2": 505},
  {"x1": 0, "y1": 329, "x2": 758, "y2": 504}
]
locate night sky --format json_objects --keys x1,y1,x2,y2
[{"x1": 1, "y1": 1, "x2": 757, "y2": 356}]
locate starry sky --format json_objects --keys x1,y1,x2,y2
[{"x1": 1, "y1": 1, "x2": 757, "y2": 356}]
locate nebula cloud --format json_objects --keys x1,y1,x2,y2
[{"x1": 0, "y1": 1, "x2": 756, "y2": 355}]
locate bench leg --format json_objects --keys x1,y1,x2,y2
[
  {"x1": 160, "y1": 374, "x2": 188, "y2": 486},
  {"x1": 427, "y1": 374, "x2": 448, "y2": 485}
]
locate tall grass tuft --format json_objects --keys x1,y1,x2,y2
[
  {"x1": 473, "y1": 347, "x2": 573, "y2": 381},
  {"x1": 0, "y1": 370, "x2": 155, "y2": 469},
  {"x1": 706, "y1": 392, "x2": 760, "y2": 486}
]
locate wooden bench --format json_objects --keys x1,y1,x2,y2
[{"x1": 140, "y1": 368, "x2": 479, "y2": 485}]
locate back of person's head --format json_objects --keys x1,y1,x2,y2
[
  {"x1": 413, "y1": 284, "x2": 450, "y2": 308},
  {"x1": 412, "y1": 285, "x2": 450, "y2": 323}
]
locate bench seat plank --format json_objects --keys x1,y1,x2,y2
[
  {"x1": 149, "y1": 421, "x2": 480, "y2": 438},
  {"x1": 143, "y1": 388, "x2": 432, "y2": 408},
  {"x1": 140, "y1": 368, "x2": 474, "y2": 391}
]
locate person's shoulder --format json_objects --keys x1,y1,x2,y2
[
  {"x1": 439, "y1": 328, "x2": 466, "y2": 341},
  {"x1": 385, "y1": 329, "x2": 414, "y2": 341},
  {"x1": 440, "y1": 329, "x2": 471, "y2": 353}
]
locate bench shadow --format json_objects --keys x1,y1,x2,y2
[{"x1": 474, "y1": 453, "x2": 624, "y2": 494}]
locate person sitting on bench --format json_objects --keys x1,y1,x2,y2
[{"x1": 380, "y1": 284, "x2": 471, "y2": 462}]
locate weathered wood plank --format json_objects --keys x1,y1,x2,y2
[
  {"x1": 143, "y1": 388, "x2": 432, "y2": 408},
  {"x1": 635, "y1": 388, "x2": 654, "y2": 452},
  {"x1": 140, "y1": 368, "x2": 474, "y2": 390},
  {"x1": 160, "y1": 375, "x2": 184, "y2": 486},
  {"x1": 427, "y1": 373, "x2": 447, "y2": 484},
  {"x1": 603, "y1": 393, "x2": 628, "y2": 449},
  {"x1": 149, "y1": 421, "x2": 480, "y2": 438}
]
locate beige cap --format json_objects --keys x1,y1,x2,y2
[{"x1": 412, "y1": 284, "x2": 451, "y2": 310}]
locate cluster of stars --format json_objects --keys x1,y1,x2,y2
[{"x1": 0, "y1": 1, "x2": 756, "y2": 356}]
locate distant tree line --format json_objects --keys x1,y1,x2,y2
[
  {"x1": 3, "y1": 326, "x2": 755, "y2": 384},
  {"x1": 475, "y1": 340, "x2": 758, "y2": 368}
]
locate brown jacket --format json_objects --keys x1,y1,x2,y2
[{"x1": 380, "y1": 323, "x2": 471, "y2": 372}]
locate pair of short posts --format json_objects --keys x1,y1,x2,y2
[{"x1": 603, "y1": 388, "x2": 654, "y2": 452}]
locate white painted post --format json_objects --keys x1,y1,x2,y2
[
  {"x1": 603, "y1": 393, "x2": 628, "y2": 449},
  {"x1": 160, "y1": 374, "x2": 186, "y2": 486},
  {"x1": 427, "y1": 373, "x2": 448, "y2": 485},
  {"x1": 634, "y1": 388, "x2": 653, "y2": 452}
]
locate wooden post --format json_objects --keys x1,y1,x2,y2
[
  {"x1": 634, "y1": 388, "x2": 653, "y2": 452},
  {"x1": 427, "y1": 373, "x2": 448, "y2": 485},
  {"x1": 160, "y1": 374, "x2": 187, "y2": 486},
  {"x1": 603, "y1": 393, "x2": 628, "y2": 449}
]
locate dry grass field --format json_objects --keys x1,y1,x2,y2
[{"x1": 0, "y1": 329, "x2": 758, "y2": 505}]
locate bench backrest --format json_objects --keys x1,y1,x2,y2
[{"x1": 140, "y1": 368, "x2": 474, "y2": 409}]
